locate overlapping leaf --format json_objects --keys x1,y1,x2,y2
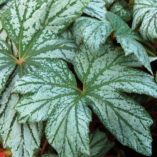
[
  {"x1": 0, "y1": 76, "x2": 43, "y2": 157},
  {"x1": 132, "y1": 0, "x2": 157, "y2": 41},
  {"x1": 84, "y1": 0, "x2": 115, "y2": 19},
  {"x1": 82, "y1": 130, "x2": 114, "y2": 157},
  {"x1": 73, "y1": 17, "x2": 112, "y2": 51},
  {"x1": 0, "y1": 0, "x2": 9, "y2": 5},
  {"x1": 0, "y1": 0, "x2": 91, "y2": 157},
  {"x1": 84, "y1": 0, "x2": 107, "y2": 19},
  {"x1": 0, "y1": 0, "x2": 90, "y2": 77},
  {"x1": 14, "y1": 60, "x2": 92, "y2": 157},
  {"x1": 110, "y1": 1, "x2": 132, "y2": 22},
  {"x1": 14, "y1": 46, "x2": 157, "y2": 156},
  {"x1": 41, "y1": 130, "x2": 114, "y2": 157},
  {"x1": 2, "y1": 0, "x2": 90, "y2": 50},
  {"x1": 106, "y1": 12, "x2": 152, "y2": 73}
]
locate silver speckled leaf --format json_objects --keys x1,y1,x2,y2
[
  {"x1": 0, "y1": 40, "x2": 15, "y2": 94},
  {"x1": 84, "y1": 0, "x2": 115, "y2": 19},
  {"x1": 106, "y1": 12, "x2": 152, "y2": 73},
  {"x1": 73, "y1": 17, "x2": 113, "y2": 51},
  {"x1": 14, "y1": 46, "x2": 157, "y2": 156},
  {"x1": 132, "y1": 0, "x2": 157, "y2": 41},
  {"x1": 0, "y1": 0, "x2": 91, "y2": 157},
  {"x1": 41, "y1": 130, "x2": 114, "y2": 157},
  {"x1": 0, "y1": 76, "x2": 43, "y2": 157}
]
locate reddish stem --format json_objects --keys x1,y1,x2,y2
[{"x1": 39, "y1": 140, "x2": 48, "y2": 155}]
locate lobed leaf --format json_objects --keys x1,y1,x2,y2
[
  {"x1": 0, "y1": 1, "x2": 92, "y2": 156},
  {"x1": 0, "y1": 76, "x2": 43, "y2": 157},
  {"x1": 15, "y1": 46, "x2": 157, "y2": 156},
  {"x1": 0, "y1": 0, "x2": 90, "y2": 77},
  {"x1": 14, "y1": 60, "x2": 92, "y2": 157}
]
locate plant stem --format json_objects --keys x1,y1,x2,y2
[{"x1": 39, "y1": 140, "x2": 48, "y2": 155}]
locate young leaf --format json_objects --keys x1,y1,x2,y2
[
  {"x1": 0, "y1": 77, "x2": 43, "y2": 157},
  {"x1": 132, "y1": 0, "x2": 157, "y2": 41},
  {"x1": 73, "y1": 17, "x2": 113, "y2": 51},
  {"x1": 14, "y1": 46, "x2": 157, "y2": 156},
  {"x1": 106, "y1": 12, "x2": 152, "y2": 73}
]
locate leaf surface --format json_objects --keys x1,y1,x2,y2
[
  {"x1": 0, "y1": 40, "x2": 16, "y2": 94},
  {"x1": 15, "y1": 46, "x2": 157, "y2": 156},
  {"x1": 84, "y1": 0, "x2": 107, "y2": 19},
  {"x1": 0, "y1": 4, "x2": 90, "y2": 154},
  {"x1": 73, "y1": 17, "x2": 112, "y2": 51},
  {"x1": 132, "y1": 0, "x2": 157, "y2": 41},
  {"x1": 0, "y1": 0, "x2": 90, "y2": 76},
  {"x1": 82, "y1": 130, "x2": 114, "y2": 157},
  {"x1": 106, "y1": 12, "x2": 152, "y2": 73},
  {"x1": 41, "y1": 130, "x2": 114, "y2": 157},
  {"x1": 0, "y1": 76, "x2": 43, "y2": 157}
]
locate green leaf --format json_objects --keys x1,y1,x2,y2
[
  {"x1": 15, "y1": 46, "x2": 157, "y2": 156},
  {"x1": 0, "y1": 1, "x2": 14, "y2": 18},
  {"x1": 106, "y1": 12, "x2": 152, "y2": 73},
  {"x1": 84, "y1": 0, "x2": 107, "y2": 19},
  {"x1": 0, "y1": 3, "x2": 88, "y2": 156},
  {"x1": 84, "y1": 0, "x2": 115, "y2": 19},
  {"x1": 14, "y1": 60, "x2": 92, "y2": 157},
  {"x1": 0, "y1": 0, "x2": 10, "y2": 5},
  {"x1": 1, "y1": 0, "x2": 90, "y2": 51},
  {"x1": 41, "y1": 130, "x2": 114, "y2": 157},
  {"x1": 132, "y1": 0, "x2": 157, "y2": 41},
  {"x1": 0, "y1": 76, "x2": 43, "y2": 157},
  {"x1": 0, "y1": 40, "x2": 16, "y2": 94},
  {"x1": 0, "y1": 0, "x2": 90, "y2": 77},
  {"x1": 0, "y1": 0, "x2": 90, "y2": 96},
  {"x1": 110, "y1": 1, "x2": 132, "y2": 22},
  {"x1": 83, "y1": 130, "x2": 114, "y2": 157},
  {"x1": 73, "y1": 17, "x2": 113, "y2": 51}
]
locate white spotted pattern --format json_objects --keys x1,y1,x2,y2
[
  {"x1": 14, "y1": 60, "x2": 91, "y2": 157},
  {"x1": 15, "y1": 46, "x2": 157, "y2": 156},
  {"x1": 73, "y1": 17, "x2": 113, "y2": 51},
  {"x1": 0, "y1": 76, "x2": 43, "y2": 157}
]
